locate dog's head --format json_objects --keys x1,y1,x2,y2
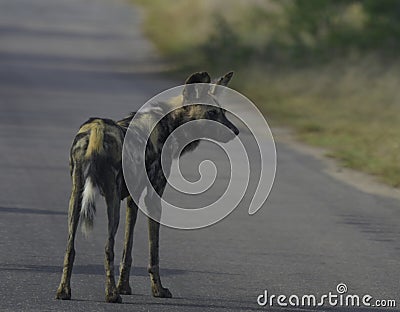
[{"x1": 181, "y1": 71, "x2": 239, "y2": 144}]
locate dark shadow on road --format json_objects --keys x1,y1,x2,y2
[
  {"x1": 0, "y1": 263, "x2": 238, "y2": 277},
  {"x1": 337, "y1": 212, "x2": 400, "y2": 249},
  {"x1": 0, "y1": 206, "x2": 66, "y2": 215},
  {"x1": 0, "y1": 264, "x2": 182, "y2": 276},
  {"x1": 0, "y1": 25, "x2": 125, "y2": 40},
  {"x1": 0, "y1": 64, "x2": 169, "y2": 95},
  {"x1": 0, "y1": 51, "x2": 129, "y2": 68}
]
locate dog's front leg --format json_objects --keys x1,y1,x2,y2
[
  {"x1": 145, "y1": 188, "x2": 172, "y2": 298},
  {"x1": 147, "y1": 217, "x2": 172, "y2": 298}
]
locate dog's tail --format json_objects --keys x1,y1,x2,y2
[
  {"x1": 79, "y1": 120, "x2": 105, "y2": 237},
  {"x1": 80, "y1": 173, "x2": 98, "y2": 237}
]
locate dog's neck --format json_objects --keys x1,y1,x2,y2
[
  {"x1": 117, "y1": 103, "x2": 201, "y2": 160},
  {"x1": 154, "y1": 105, "x2": 201, "y2": 158}
]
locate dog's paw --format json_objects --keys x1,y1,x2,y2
[
  {"x1": 56, "y1": 285, "x2": 71, "y2": 300},
  {"x1": 152, "y1": 286, "x2": 172, "y2": 298},
  {"x1": 105, "y1": 289, "x2": 122, "y2": 303},
  {"x1": 117, "y1": 282, "x2": 132, "y2": 295}
]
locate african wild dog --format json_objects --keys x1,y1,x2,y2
[{"x1": 56, "y1": 71, "x2": 239, "y2": 303}]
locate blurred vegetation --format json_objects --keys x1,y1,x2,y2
[{"x1": 134, "y1": 0, "x2": 400, "y2": 187}]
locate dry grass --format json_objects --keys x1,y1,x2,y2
[{"x1": 240, "y1": 60, "x2": 400, "y2": 187}]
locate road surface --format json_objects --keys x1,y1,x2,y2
[{"x1": 0, "y1": 0, "x2": 399, "y2": 311}]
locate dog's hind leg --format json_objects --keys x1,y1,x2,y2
[
  {"x1": 104, "y1": 185, "x2": 122, "y2": 303},
  {"x1": 117, "y1": 196, "x2": 138, "y2": 295},
  {"x1": 56, "y1": 167, "x2": 82, "y2": 300}
]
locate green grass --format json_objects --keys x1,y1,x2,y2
[{"x1": 133, "y1": 0, "x2": 400, "y2": 188}]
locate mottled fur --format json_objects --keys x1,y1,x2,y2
[{"x1": 56, "y1": 72, "x2": 238, "y2": 303}]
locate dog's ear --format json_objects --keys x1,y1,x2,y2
[
  {"x1": 185, "y1": 71, "x2": 211, "y2": 84},
  {"x1": 210, "y1": 71, "x2": 234, "y2": 96},
  {"x1": 183, "y1": 72, "x2": 211, "y2": 102},
  {"x1": 214, "y1": 71, "x2": 234, "y2": 86}
]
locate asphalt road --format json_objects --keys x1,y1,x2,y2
[{"x1": 0, "y1": 0, "x2": 399, "y2": 311}]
